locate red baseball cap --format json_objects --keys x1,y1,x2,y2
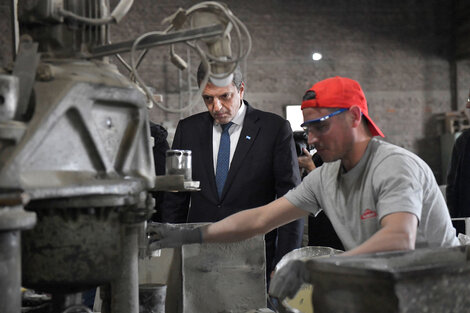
[{"x1": 301, "y1": 76, "x2": 384, "y2": 137}]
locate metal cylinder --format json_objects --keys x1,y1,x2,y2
[
  {"x1": 0, "y1": 230, "x2": 21, "y2": 313},
  {"x1": 111, "y1": 224, "x2": 140, "y2": 313},
  {"x1": 139, "y1": 284, "x2": 167, "y2": 313},
  {"x1": 165, "y1": 150, "x2": 192, "y2": 181},
  {"x1": 0, "y1": 198, "x2": 36, "y2": 313}
]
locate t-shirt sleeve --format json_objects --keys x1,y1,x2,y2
[
  {"x1": 284, "y1": 169, "x2": 322, "y2": 216},
  {"x1": 373, "y1": 154, "x2": 424, "y2": 222}
]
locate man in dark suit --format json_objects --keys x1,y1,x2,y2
[{"x1": 160, "y1": 63, "x2": 304, "y2": 283}]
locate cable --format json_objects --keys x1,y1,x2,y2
[
  {"x1": 127, "y1": 1, "x2": 251, "y2": 113},
  {"x1": 108, "y1": 25, "x2": 173, "y2": 77},
  {"x1": 59, "y1": 1, "x2": 250, "y2": 113},
  {"x1": 58, "y1": 0, "x2": 134, "y2": 25},
  {"x1": 59, "y1": 8, "x2": 113, "y2": 25},
  {"x1": 185, "y1": 1, "x2": 252, "y2": 78},
  {"x1": 129, "y1": 31, "x2": 210, "y2": 112}
]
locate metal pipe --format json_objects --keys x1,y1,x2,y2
[
  {"x1": 10, "y1": 0, "x2": 19, "y2": 60},
  {"x1": 0, "y1": 198, "x2": 36, "y2": 313},
  {"x1": 89, "y1": 24, "x2": 224, "y2": 58},
  {"x1": 111, "y1": 224, "x2": 140, "y2": 313},
  {"x1": 0, "y1": 230, "x2": 21, "y2": 313},
  {"x1": 110, "y1": 0, "x2": 134, "y2": 23}
]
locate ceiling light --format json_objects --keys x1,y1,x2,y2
[{"x1": 312, "y1": 52, "x2": 322, "y2": 61}]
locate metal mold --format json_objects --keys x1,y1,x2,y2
[
  {"x1": 308, "y1": 245, "x2": 470, "y2": 313},
  {"x1": 182, "y1": 227, "x2": 267, "y2": 313}
]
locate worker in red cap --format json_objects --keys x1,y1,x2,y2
[{"x1": 148, "y1": 76, "x2": 459, "y2": 299}]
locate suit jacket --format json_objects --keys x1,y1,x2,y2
[
  {"x1": 160, "y1": 101, "x2": 303, "y2": 275},
  {"x1": 446, "y1": 129, "x2": 470, "y2": 234}
]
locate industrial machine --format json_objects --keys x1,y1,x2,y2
[
  {"x1": 0, "y1": 1, "x2": 250, "y2": 312},
  {"x1": 268, "y1": 245, "x2": 470, "y2": 313}
]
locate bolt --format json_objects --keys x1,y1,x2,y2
[{"x1": 106, "y1": 117, "x2": 113, "y2": 128}]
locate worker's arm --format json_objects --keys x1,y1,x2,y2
[
  {"x1": 201, "y1": 197, "x2": 308, "y2": 242},
  {"x1": 269, "y1": 212, "x2": 417, "y2": 301},
  {"x1": 148, "y1": 197, "x2": 308, "y2": 250},
  {"x1": 341, "y1": 212, "x2": 418, "y2": 256}
]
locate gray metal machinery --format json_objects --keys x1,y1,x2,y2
[{"x1": 0, "y1": 1, "x2": 250, "y2": 312}]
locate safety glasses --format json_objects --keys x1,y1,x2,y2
[{"x1": 301, "y1": 108, "x2": 348, "y2": 136}]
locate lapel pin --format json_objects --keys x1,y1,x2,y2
[{"x1": 246, "y1": 135, "x2": 251, "y2": 140}]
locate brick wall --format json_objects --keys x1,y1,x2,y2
[{"x1": 2, "y1": 0, "x2": 470, "y2": 183}]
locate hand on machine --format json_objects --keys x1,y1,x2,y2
[
  {"x1": 146, "y1": 222, "x2": 203, "y2": 252},
  {"x1": 268, "y1": 259, "x2": 310, "y2": 301}
]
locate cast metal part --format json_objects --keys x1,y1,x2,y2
[
  {"x1": 0, "y1": 60, "x2": 155, "y2": 193},
  {"x1": 0, "y1": 74, "x2": 19, "y2": 121},
  {"x1": 0, "y1": 59, "x2": 155, "y2": 313},
  {"x1": 307, "y1": 245, "x2": 470, "y2": 313}
]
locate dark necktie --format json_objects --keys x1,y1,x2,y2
[{"x1": 216, "y1": 122, "x2": 233, "y2": 197}]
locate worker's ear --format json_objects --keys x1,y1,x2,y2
[{"x1": 348, "y1": 105, "x2": 362, "y2": 128}]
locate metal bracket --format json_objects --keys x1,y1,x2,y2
[{"x1": 89, "y1": 24, "x2": 224, "y2": 58}]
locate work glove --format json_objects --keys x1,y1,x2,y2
[
  {"x1": 147, "y1": 222, "x2": 202, "y2": 251},
  {"x1": 269, "y1": 259, "x2": 310, "y2": 300}
]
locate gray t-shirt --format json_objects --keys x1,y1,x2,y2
[{"x1": 285, "y1": 138, "x2": 459, "y2": 250}]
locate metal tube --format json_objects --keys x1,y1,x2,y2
[
  {"x1": 0, "y1": 200, "x2": 35, "y2": 313},
  {"x1": 90, "y1": 24, "x2": 224, "y2": 58},
  {"x1": 110, "y1": 0, "x2": 134, "y2": 23},
  {"x1": 111, "y1": 224, "x2": 140, "y2": 313},
  {"x1": 10, "y1": 0, "x2": 19, "y2": 60},
  {"x1": 0, "y1": 230, "x2": 21, "y2": 313}
]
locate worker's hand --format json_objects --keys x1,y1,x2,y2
[
  {"x1": 147, "y1": 222, "x2": 202, "y2": 251},
  {"x1": 269, "y1": 259, "x2": 309, "y2": 300},
  {"x1": 298, "y1": 148, "x2": 316, "y2": 173}
]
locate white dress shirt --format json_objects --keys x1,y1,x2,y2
[{"x1": 212, "y1": 102, "x2": 247, "y2": 172}]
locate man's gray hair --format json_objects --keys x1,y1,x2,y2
[{"x1": 196, "y1": 62, "x2": 243, "y2": 90}]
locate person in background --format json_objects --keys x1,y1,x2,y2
[
  {"x1": 149, "y1": 121, "x2": 170, "y2": 222},
  {"x1": 158, "y1": 63, "x2": 304, "y2": 286},
  {"x1": 297, "y1": 147, "x2": 317, "y2": 177},
  {"x1": 446, "y1": 90, "x2": 470, "y2": 235}
]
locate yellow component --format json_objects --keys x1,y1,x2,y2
[{"x1": 284, "y1": 283, "x2": 314, "y2": 313}]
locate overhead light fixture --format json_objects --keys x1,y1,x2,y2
[{"x1": 312, "y1": 52, "x2": 322, "y2": 61}]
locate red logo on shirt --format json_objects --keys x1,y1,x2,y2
[{"x1": 360, "y1": 209, "x2": 377, "y2": 220}]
